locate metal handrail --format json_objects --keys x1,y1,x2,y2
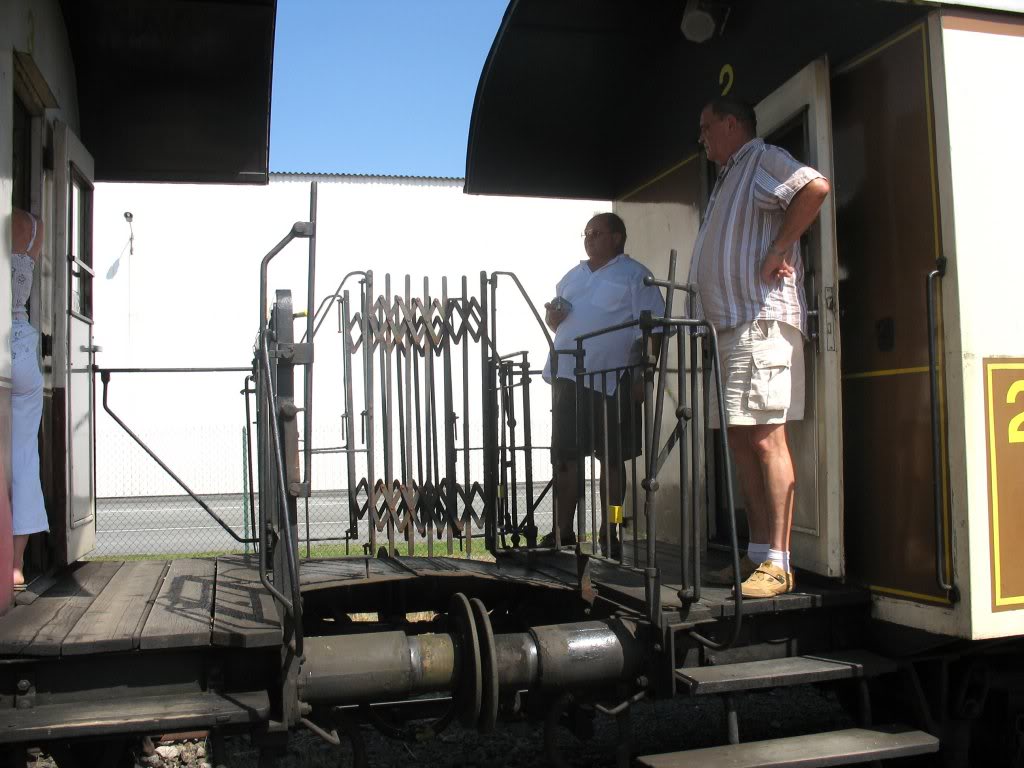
[
  {"x1": 253, "y1": 186, "x2": 318, "y2": 655},
  {"x1": 560, "y1": 250, "x2": 743, "y2": 648},
  {"x1": 686, "y1": 321, "x2": 742, "y2": 650},
  {"x1": 926, "y1": 258, "x2": 955, "y2": 597},
  {"x1": 242, "y1": 375, "x2": 258, "y2": 554},
  {"x1": 97, "y1": 368, "x2": 259, "y2": 545},
  {"x1": 257, "y1": 333, "x2": 304, "y2": 646},
  {"x1": 302, "y1": 271, "x2": 368, "y2": 342},
  {"x1": 302, "y1": 185, "x2": 318, "y2": 498},
  {"x1": 488, "y1": 272, "x2": 558, "y2": 375}
]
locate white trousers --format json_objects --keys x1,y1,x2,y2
[{"x1": 11, "y1": 319, "x2": 47, "y2": 536}]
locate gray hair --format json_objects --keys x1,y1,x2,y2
[{"x1": 706, "y1": 95, "x2": 756, "y2": 136}]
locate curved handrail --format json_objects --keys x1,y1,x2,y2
[
  {"x1": 302, "y1": 270, "x2": 369, "y2": 342},
  {"x1": 488, "y1": 271, "x2": 558, "y2": 376}
]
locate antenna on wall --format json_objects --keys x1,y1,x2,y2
[
  {"x1": 106, "y1": 210, "x2": 134, "y2": 279},
  {"x1": 124, "y1": 211, "x2": 134, "y2": 255}
]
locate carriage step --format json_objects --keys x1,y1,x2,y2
[
  {"x1": 676, "y1": 650, "x2": 896, "y2": 695},
  {"x1": 636, "y1": 725, "x2": 938, "y2": 767},
  {"x1": 0, "y1": 690, "x2": 270, "y2": 743}
]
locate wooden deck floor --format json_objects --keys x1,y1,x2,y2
[
  {"x1": 607, "y1": 540, "x2": 867, "y2": 618},
  {"x1": 0, "y1": 555, "x2": 280, "y2": 657},
  {"x1": 0, "y1": 543, "x2": 866, "y2": 658}
]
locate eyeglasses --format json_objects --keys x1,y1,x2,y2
[{"x1": 582, "y1": 229, "x2": 611, "y2": 238}]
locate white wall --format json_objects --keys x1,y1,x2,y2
[{"x1": 93, "y1": 176, "x2": 609, "y2": 496}]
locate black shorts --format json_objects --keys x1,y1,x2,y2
[{"x1": 550, "y1": 377, "x2": 643, "y2": 464}]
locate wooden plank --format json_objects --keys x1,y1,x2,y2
[
  {"x1": 636, "y1": 727, "x2": 938, "y2": 768},
  {"x1": 212, "y1": 557, "x2": 281, "y2": 648},
  {"x1": 140, "y1": 558, "x2": 216, "y2": 650},
  {"x1": 365, "y1": 558, "x2": 418, "y2": 581},
  {"x1": 0, "y1": 690, "x2": 270, "y2": 744},
  {"x1": 299, "y1": 558, "x2": 376, "y2": 590},
  {"x1": 0, "y1": 561, "x2": 122, "y2": 656},
  {"x1": 493, "y1": 558, "x2": 579, "y2": 589},
  {"x1": 62, "y1": 561, "x2": 168, "y2": 655}
]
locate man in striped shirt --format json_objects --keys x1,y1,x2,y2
[{"x1": 689, "y1": 96, "x2": 831, "y2": 598}]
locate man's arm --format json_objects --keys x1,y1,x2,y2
[{"x1": 760, "y1": 177, "x2": 831, "y2": 283}]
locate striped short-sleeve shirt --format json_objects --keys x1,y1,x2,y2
[{"x1": 687, "y1": 138, "x2": 825, "y2": 334}]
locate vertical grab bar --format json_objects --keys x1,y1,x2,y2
[
  {"x1": 926, "y1": 257, "x2": 955, "y2": 596},
  {"x1": 303, "y1": 182, "x2": 318, "y2": 497}
]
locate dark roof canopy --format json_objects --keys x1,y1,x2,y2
[
  {"x1": 465, "y1": 0, "x2": 933, "y2": 200},
  {"x1": 59, "y1": 0, "x2": 276, "y2": 184}
]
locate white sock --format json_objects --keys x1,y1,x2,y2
[
  {"x1": 747, "y1": 542, "x2": 769, "y2": 564},
  {"x1": 782, "y1": 551, "x2": 791, "y2": 573},
  {"x1": 767, "y1": 548, "x2": 786, "y2": 570}
]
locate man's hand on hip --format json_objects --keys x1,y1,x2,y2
[{"x1": 761, "y1": 245, "x2": 795, "y2": 285}]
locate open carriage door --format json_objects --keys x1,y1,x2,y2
[
  {"x1": 54, "y1": 121, "x2": 97, "y2": 563},
  {"x1": 756, "y1": 59, "x2": 843, "y2": 577}
]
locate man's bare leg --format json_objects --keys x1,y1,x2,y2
[
  {"x1": 728, "y1": 426, "x2": 770, "y2": 546},
  {"x1": 748, "y1": 424, "x2": 796, "y2": 552},
  {"x1": 554, "y1": 460, "x2": 579, "y2": 541}
]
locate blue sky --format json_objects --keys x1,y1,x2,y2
[{"x1": 270, "y1": 0, "x2": 509, "y2": 178}]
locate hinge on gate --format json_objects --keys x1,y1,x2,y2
[
  {"x1": 289, "y1": 481, "x2": 311, "y2": 498},
  {"x1": 279, "y1": 400, "x2": 303, "y2": 420}
]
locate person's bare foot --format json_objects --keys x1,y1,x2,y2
[{"x1": 13, "y1": 568, "x2": 25, "y2": 586}]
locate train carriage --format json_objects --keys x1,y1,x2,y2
[
  {"x1": 466, "y1": 0, "x2": 1024, "y2": 642},
  {"x1": 1, "y1": 1, "x2": 1024, "y2": 766},
  {"x1": 1, "y1": 0, "x2": 277, "y2": 589}
]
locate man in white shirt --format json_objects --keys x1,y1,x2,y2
[{"x1": 542, "y1": 213, "x2": 665, "y2": 558}]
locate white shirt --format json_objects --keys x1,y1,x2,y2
[{"x1": 542, "y1": 253, "x2": 665, "y2": 394}]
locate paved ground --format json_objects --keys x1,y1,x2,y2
[{"x1": 93, "y1": 485, "x2": 558, "y2": 556}]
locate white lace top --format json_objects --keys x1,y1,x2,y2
[{"x1": 11, "y1": 213, "x2": 37, "y2": 322}]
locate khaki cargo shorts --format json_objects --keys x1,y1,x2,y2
[{"x1": 709, "y1": 319, "x2": 805, "y2": 428}]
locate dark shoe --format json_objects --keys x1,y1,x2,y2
[{"x1": 539, "y1": 530, "x2": 576, "y2": 548}]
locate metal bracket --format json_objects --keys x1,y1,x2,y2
[
  {"x1": 824, "y1": 286, "x2": 837, "y2": 351},
  {"x1": 272, "y1": 342, "x2": 314, "y2": 365},
  {"x1": 279, "y1": 400, "x2": 303, "y2": 420},
  {"x1": 15, "y1": 679, "x2": 35, "y2": 710},
  {"x1": 289, "y1": 481, "x2": 311, "y2": 498}
]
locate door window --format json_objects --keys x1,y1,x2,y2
[{"x1": 69, "y1": 170, "x2": 94, "y2": 320}]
